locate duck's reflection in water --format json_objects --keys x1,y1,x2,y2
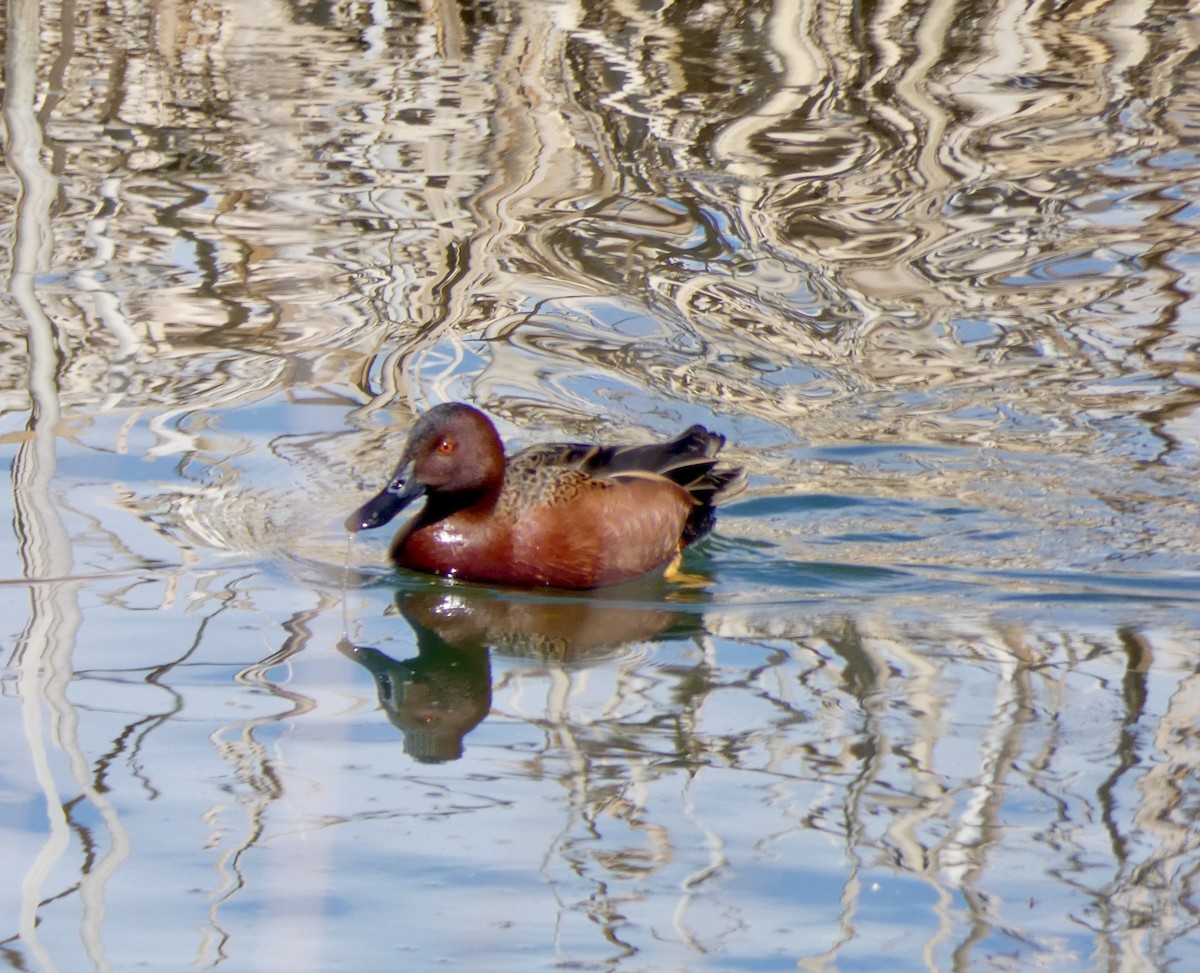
[{"x1": 339, "y1": 586, "x2": 703, "y2": 762}]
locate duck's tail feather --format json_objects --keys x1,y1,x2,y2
[{"x1": 548, "y1": 424, "x2": 745, "y2": 545}]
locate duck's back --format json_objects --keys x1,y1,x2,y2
[{"x1": 503, "y1": 424, "x2": 745, "y2": 542}]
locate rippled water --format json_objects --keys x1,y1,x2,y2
[{"x1": 3, "y1": 1, "x2": 1200, "y2": 970}]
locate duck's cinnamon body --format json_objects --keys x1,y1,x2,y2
[{"x1": 346, "y1": 403, "x2": 744, "y2": 589}]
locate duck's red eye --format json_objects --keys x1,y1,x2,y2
[{"x1": 436, "y1": 439, "x2": 455, "y2": 454}]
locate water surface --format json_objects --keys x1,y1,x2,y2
[{"x1": 3, "y1": 1, "x2": 1200, "y2": 970}]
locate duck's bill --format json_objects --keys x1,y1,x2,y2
[{"x1": 345, "y1": 474, "x2": 425, "y2": 532}]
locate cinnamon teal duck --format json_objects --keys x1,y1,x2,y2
[{"x1": 345, "y1": 402, "x2": 745, "y2": 589}]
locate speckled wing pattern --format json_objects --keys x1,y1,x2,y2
[{"x1": 497, "y1": 426, "x2": 745, "y2": 542}]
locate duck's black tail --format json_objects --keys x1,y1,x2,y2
[{"x1": 592, "y1": 424, "x2": 747, "y2": 545}]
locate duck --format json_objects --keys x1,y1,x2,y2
[{"x1": 345, "y1": 402, "x2": 745, "y2": 589}]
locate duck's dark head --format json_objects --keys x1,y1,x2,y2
[{"x1": 345, "y1": 403, "x2": 506, "y2": 532}]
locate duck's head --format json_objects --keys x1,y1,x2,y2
[{"x1": 345, "y1": 402, "x2": 506, "y2": 532}]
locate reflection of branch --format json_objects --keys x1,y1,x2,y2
[
  {"x1": 118, "y1": 571, "x2": 260, "y2": 799},
  {"x1": 196, "y1": 596, "x2": 333, "y2": 970},
  {"x1": 5, "y1": 1, "x2": 129, "y2": 969},
  {"x1": 8, "y1": 0, "x2": 66, "y2": 586}
]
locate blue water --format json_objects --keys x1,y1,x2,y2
[{"x1": 3, "y1": 0, "x2": 1200, "y2": 971}]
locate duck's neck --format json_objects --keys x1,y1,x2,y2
[{"x1": 419, "y1": 484, "x2": 502, "y2": 524}]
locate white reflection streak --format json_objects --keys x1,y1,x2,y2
[
  {"x1": 74, "y1": 175, "x2": 142, "y2": 377},
  {"x1": 938, "y1": 649, "x2": 1022, "y2": 904},
  {"x1": 535, "y1": 666, "x2": 593, "y2": 966},
  {"x1": 1121, "y1": 664, "x2": 1200, "y2": 968},
  {"x1": 891, "y1": 0, "x2": 958, "y2": 194},
  {"x1": 873, "y1": 629, "x2": 958, "y2": 967},
  {"x1": 710, "y1": 0, "x2": 821, "y2": 184},
  {"x1": 7, "y1": 0, "x2": 71, "y2": 967},
  {"x1": 672, "y1": 636, "x2": 729, "y2": 954},
  {"x1": 5, "y1": 1, "x2": 129, "y2": 970},
  {"x1": 673, "y1": 768, "x2": 728, "y2": 954}
]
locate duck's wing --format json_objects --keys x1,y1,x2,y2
[{"x1": 514, "y1": 426, "x2": 746, "y2": 504}]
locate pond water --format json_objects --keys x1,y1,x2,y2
[{"x1": 3, "y1": 0, "x2": 1200, "y2": 970}]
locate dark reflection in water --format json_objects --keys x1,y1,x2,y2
[
  {"x1": 3, "y1": 0, "x2": 1200, "y2": 971},
  {"x1": 339, "y1": 585, "x2": 704, "y2": 761},
  {"x1": 337, "y1": 636, "x2": 492, "y2": 763}
]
